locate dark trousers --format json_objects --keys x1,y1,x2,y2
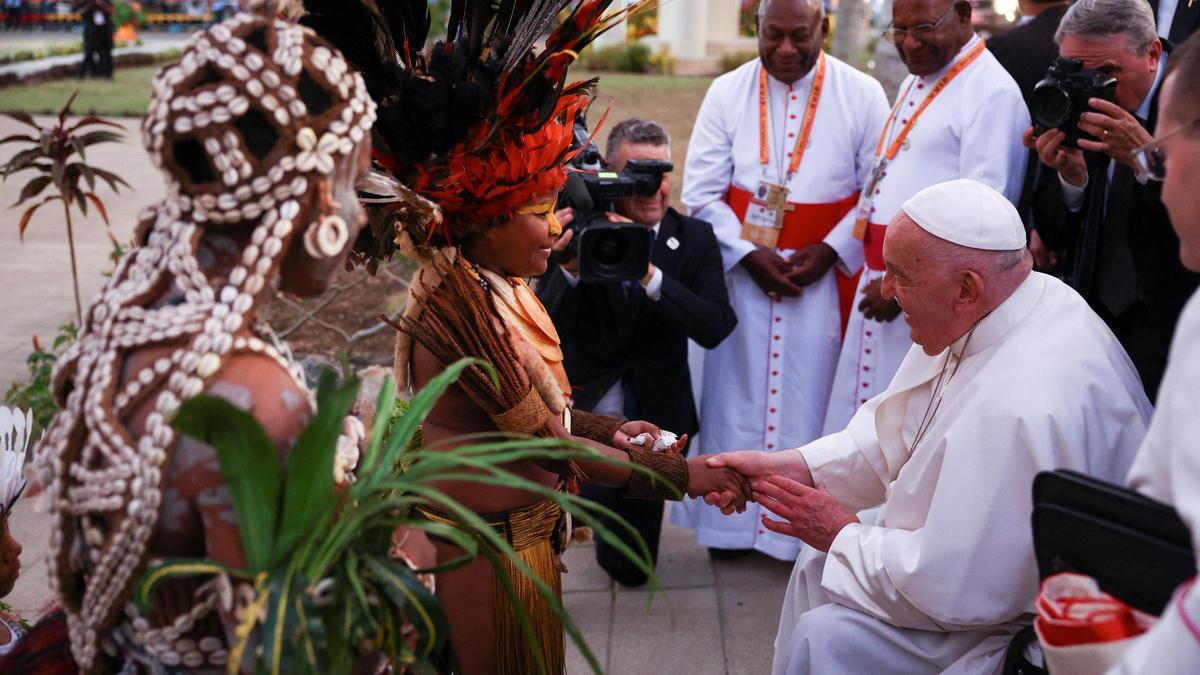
[
  {"x1": 580, "y1": 483, "x2": 664, "y2": 587},
  {"x1": 80, "y1": 19, "x2": 113, "y2": 78}
]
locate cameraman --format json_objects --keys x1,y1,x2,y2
[
  {"x1": 1024, "y1": 0, "x2": 1200, "y2": 400},
  {"x1": 537, "y1": 118, "x2": 737, "y2": 586}
]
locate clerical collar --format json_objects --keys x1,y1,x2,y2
[
  {"x1": 947, "y1": 271, "x2": 1046, "y2": 360},
  {"x1": 919, "y1": 34, "x2": 981, "y2": 84}
]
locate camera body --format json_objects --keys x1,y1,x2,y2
[
  {"x1": 556, "y1": 119, "x2": 673, "y2": 283},
  {"x1": 1030, "y1": 56, "x2": 1117, "y2": 149}
]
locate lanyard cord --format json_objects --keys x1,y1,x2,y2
[{"x1": 758, "y1": 52, "x2": 827, "y2": 184}]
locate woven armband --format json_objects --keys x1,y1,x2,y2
[
  {"x1": 571, "y1": 410, "x2": 624, "y2": 444},
  {"x1": 622, "y1": 447, "x2": 689, "y2": 501},
  {"x1": 490, "y1": 387, "x2": 551, "y2": 435}
]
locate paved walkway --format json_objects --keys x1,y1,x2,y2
[{"x1": 0, "y1": 114, "x2": 793, "y2": 672}]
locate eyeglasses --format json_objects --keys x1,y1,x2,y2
[
  {"x1": 883, "y1": 3, "x2": 959, "y2": 43},
  {"x1": 1134, "y1": 117, "x2": 1200, "y2": 180}
]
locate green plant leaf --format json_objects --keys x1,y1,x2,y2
[
  {"x1": 171, "y1": 394, "x2": 284, "y2": 572},
  {"x1": 3, "y1": 112, "x2": 40, "y2": 131},
  {"x1": 66, "y1": 115, "x2": 125, "y2": 134},
  {"x1": 356, "y1": 357, "x2": 488, "y2": 494},
  {"x1": 0, "y1": 133, "x2": 37, "y2": 147},
  {"x1": 11, "y1": 175, "x2": 51, "y2": 207},
  {"x1": 363, "y1": 554, "x2": 448, "y2": 657},
  {"x1": 133, "y1": 559, "x2": 240, "y2": 613},
  {"x1": 77, "y1": 129, "x2": 124, "y2": 148},
  {"x1": 2, "y1": 147, "x2": 46, "y2": 177},
  {"x1": 18, "y1": 196, "x2": 59, "y2": 241},
  {"x1": 274, "y1": 370, "x2": 359, "y2": 565},
  {"x1": 89, "y1": 166, "x2": 130, "y2": 193},
  {"x1": 82, "y1": 193, "x2": 110, "y2": 226}
]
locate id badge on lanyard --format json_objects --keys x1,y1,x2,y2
[
  {"x1": 852, "y1": 158, "x2": 887, "y2": 240},
  {"x1": 742, "y1": 55, "x2": 825, "y2": 249},
  {"x1": 741, "y1": 181, "x2": 792, "y2": 248}
]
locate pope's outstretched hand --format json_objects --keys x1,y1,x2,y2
[{"x1": 752, "y1": 474, "x2": 858, "y2": 552}]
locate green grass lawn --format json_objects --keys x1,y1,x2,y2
[
  {"x1": 0, "y1": 66, "x2": 715, "y2": 205},
  {"x1": 0, "y1": 65, "x2": 161, "y2": 116}
]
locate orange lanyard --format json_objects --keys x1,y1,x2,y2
[
  {"x1": 758, "y1": 52, "x2": 827, "y2": 180},
  {"x1": 873, "y1": 40, "x2": 985, "y2": 162}
]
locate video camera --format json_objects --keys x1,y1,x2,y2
[
  {"x1": 554, "y1": 118, "x2": 673, "y2": 283},
  {"x1": 1030, "y1": 56, "x2": 1117, "y2": 149}
]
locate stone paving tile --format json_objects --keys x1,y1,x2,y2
[
  {"x1": 565, "y1": 589, "x2": 614, "y2": 675},
  {"x1": 712, "y1": 550, "x2": 797, "y2": 588},
  {"x1": 617, "y1": 517, "x2": 714, "y2": 593},
  {"x1": 609, "y1": 587, "x2": 726, "y2": 675},
  {"x1": 719, "y1": 574, "x2": 793, "y2": 675},
  {"x1": 563, "y1": 542, "x2": 614, "y2": 593}
]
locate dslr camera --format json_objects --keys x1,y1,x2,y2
[
  {"x1": 554, "y1": 118, "x2": 672, "y2": 283},
  {"x1": 1030, "y1": 56, "x2": 1117, "y2": 149}
]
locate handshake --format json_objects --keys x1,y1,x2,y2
[{"x1": 698, "y1": 449, "x2": 860, "y2": 553}]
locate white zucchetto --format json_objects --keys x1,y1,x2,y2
[{"x1": 900, "y1": 179, "x2": 1025, "y2": 251}]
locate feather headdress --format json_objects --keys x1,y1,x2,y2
[
  {"x1": 300, "y1": 0, "x2": 643, "y2": 260},
  {"x1": 0, "y1": 406, "x2": 31, "y2": 517}
]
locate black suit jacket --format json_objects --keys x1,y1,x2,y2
[
  {"x1": 1032, "y1": 85, "x2": 1200, "y2": 398},
  {"x1": 1151, "y1": 0, "x2": 1200, "y2": 44},
  {"x1": 989, "y1": 6, "x2": 1068, "y2": 228},
  {"x1": 987, "y1": 5, "x2": 1069, "y2": 104},
  {"x1": 536, "y1": 207, "x2": 736, "y2": 438}
]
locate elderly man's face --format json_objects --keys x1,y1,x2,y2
[
  {"x1": 891, "y1": 0, "x2": 973, "y2": 77},
  {"x1": 1058, "y1": 34, "x2": 1161, "y2": 114},
  {"x1": 880, "y1": 215, "x2": 968, "y2": 355},
  {"x1": 1159, "y1": 74, "x2": 1200, "y2": 271},
  {"x1": 610, "y1": 141, "x2": 672, "y2": 228},
  {"x1": 758, "y1": 0, "x2": 828, "y2": 85}
]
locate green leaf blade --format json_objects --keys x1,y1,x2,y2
[{"x1": 171, "y1": 394, "x2": 283, "y2": 571}]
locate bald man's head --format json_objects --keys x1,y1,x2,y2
[
  {"x1": 880, "y1": 214, "x2": 1031, "y2": 355},
  {"x1": 757, "y1": 0, "x2": 828, "y2": 85}
]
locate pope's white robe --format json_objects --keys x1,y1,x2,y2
[
  {"x1": 1106, "y1": 289, "x2": 1200, "y2": 674},
  {"x1": 774, "y1": 272, "x2": 1151, "y2": 674},
  {"x1": 672, "y1": 54, "x2": 889, "y2": 559},
  {"x1": 822, "y1": 35, "x2": 1030, "y2": 435}
]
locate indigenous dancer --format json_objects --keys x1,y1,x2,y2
[
  {"x1": 299, "y1": 1, "x2": 752, "y2": 672},
  {"x1": 29, "y1": 3, "x2": 379, "y2": 671},
  {"x1": 0, "y1": 406, "x2": 30, "y2": 658}
]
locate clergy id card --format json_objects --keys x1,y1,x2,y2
[{"x1": 741, "y1": 180, "x2": 793, "y2": 248}]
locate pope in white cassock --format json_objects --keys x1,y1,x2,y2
[
  {"x1": 673, "y1": 0, "x2": 889, "y2": 560},
  {"x1": 822, "y1": 0, "x2": 1030, "y2": 435},
  {"x1": 1106, "y1": 36, "x2": 1200, "y2": 674},
  {"x1": 705, "y1": 180, "x2": 1151, "y2": 674}
]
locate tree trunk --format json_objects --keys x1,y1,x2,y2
[
  {"x1": 871, "y1": 0, "x2": 909, "y2": 101},
  {"x1": 832, "y1": 0, "x2": 870, "y2": 68},
  {"x1": 63, "y1": 202, "x2": 82, "y2": 325}
]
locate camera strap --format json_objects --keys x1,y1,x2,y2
[
  {"x1": 853, "y1": 39, "x2": 986, "y2": 241},
  {"x1": 757, "y1": 51, "x2": 827, "y2": 182}
]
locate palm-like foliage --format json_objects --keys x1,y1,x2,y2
[
  {"x1": 138, "y1": 358, "x2": 660, "y2": 674},
  {"x1": 0, "y1": 92, "x2": 129, "y2": 323}
]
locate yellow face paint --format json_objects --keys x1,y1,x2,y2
[{"x1": 517, "y1": 201, "x2": 561, "y2": 237}]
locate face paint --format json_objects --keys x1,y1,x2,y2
[
  {"x1": 516, "y1": 201, "x2": 561, "y2": 237},
  {"x1": 280, "y1": 387, "x2": 304, "y2": 412}
]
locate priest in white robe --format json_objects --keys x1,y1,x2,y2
[
  {"x1": 706, "y1": 180, "x2": 1151, "y2": 674},
  {"x1": 673, "y1": 0, "x2": 890, "y2": 560},
  {"x1": 822, "y1": 0, "x2": 1029, "y2": 435},
  {"x1": 1106, "y1": 34, "x2": 1200, "y2": 674}
]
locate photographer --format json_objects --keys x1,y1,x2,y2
[
  {"x1": 537, "y1": 118, "x2": 736, "y2": 586},
  {"x1": 1025, "y1": 0, "x2": 1200, "y2": 400}
]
